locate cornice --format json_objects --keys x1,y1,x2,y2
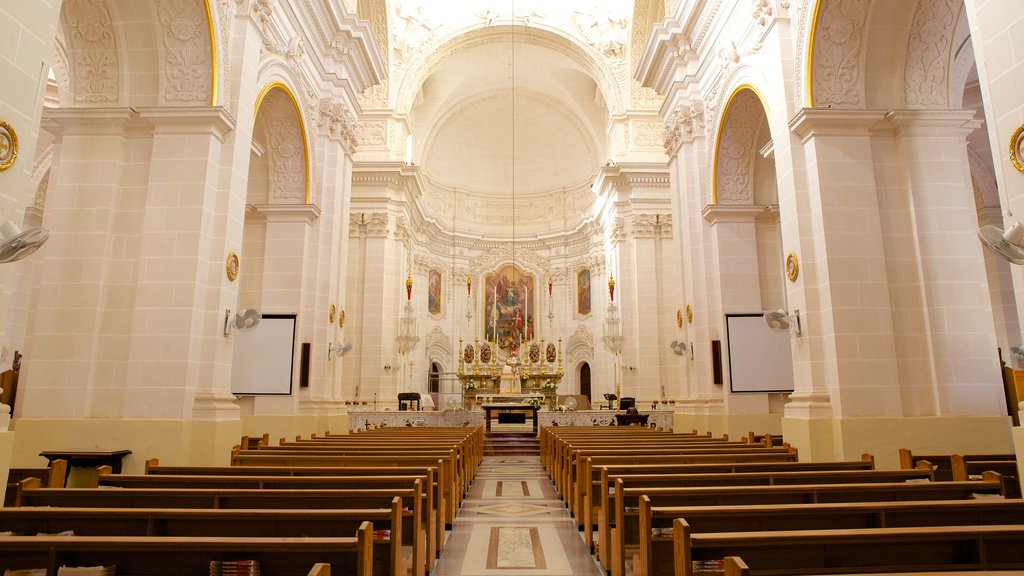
[
  {"x1": 41, "y1": 107, "x2": 150, "y2": 137},
  {"x1": 789, "y1": 108, "x2": 889, "y2": 142},
  {"x1": 135, "y1": 106, "x2": 237, "y2": 140},
  {"x1": 701, "y1": 203, "x2": 779, "y2": 225},
  {"x1": 247, "y1": 203, "x2": 321, "y2": 224}
]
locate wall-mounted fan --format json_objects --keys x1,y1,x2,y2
[
  {"x1": 223, "y1": 308, "x2": 262, "y2": 336},
  {"x1": 1010, "y1": 346, "x2": 1024, "y2": 362},
  {"x1": 669, "y1": 340, "x2": 688, "y2": 356},
  {"x1": 0, "y1": 220, "x2": 49, "y2": 263},
  {"x1": 979, "y1": 222, "x2": 1024, "y2": 264},
  {"x1": 328, "y1": 342, "x2": 353, "y2": 360},
  {"x1": 763, "y1": 309, "x2": 801, "y2": 336}
]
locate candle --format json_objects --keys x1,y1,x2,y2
[{"x1": 524, "y1": 284, "x2": 529, "y2": 342}]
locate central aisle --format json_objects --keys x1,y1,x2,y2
[{"x1": 430, "y1": 454, "x2": 604, "y2": 576}]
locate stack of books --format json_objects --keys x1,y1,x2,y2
[{"x1": 210, "y1": 560, "x2": 260, "y2": 576}]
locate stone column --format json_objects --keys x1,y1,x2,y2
[{"x1": 885, "y1": 110, "x2": 1003, "y2": 415}]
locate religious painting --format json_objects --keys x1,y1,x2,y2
[
  {"x1": 484, "y1": 264, "x2": 535, "y2": 354},
  {"x1": 577, "y1": 268, "x2": 592, "y2": 316},
  {"x1": 428, "y1": 269, "x2": 442, "y2": 316}
]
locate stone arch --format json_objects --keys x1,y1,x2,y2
[
  {"x1": 425, "y1": 326, "x2": 453, "y2": 373},
  {"x1": 713, "y1": 86, "x2": 771, "y2": 205},
  {"x1": 251, "y1": 82, "x2": 311, "y2": 205},
  {"x1": 394, "y1": 24, "x2": 626, "y2": 117},
  {"x1": 806, "y1": 0, "x2": 871, "y2": 109},
  {"x1": 565, "y1": 324, "x2": 594, "y2": 389},
  {"x1": 56, "y1": 0, "x2": 215, "y2": 107}
]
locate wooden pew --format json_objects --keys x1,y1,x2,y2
[
  {"x1": 12, "y1": 480, "x2": 426, "y2": 576},
  {"x1": 603, "y1": 468, "x2": 933, "y2": 573},
  {"x1": 278, "y1": 433, "x2": 479, "y2": 493},
  {"x1": 639, "y1": 497, "x2": 1024, "y2": 576},
  {"x1": 565, "y1": 445, "x2": 796, "y2": 516},
  {"x1": 723, "y1": 556, "x2": 1024, "y2": 576},
  {"x1": 4, "y1": 459, "x2": 67, "y2": 506},
  {"x1": 582, "y1": 456, "x2": 877, "y2": 559},
  {"x1": 0, "y1": 504, "x2": 402, "y2": 576},
  {"x1": 230, "y1": 449, "x2": 460, "y2": 527},
  {"x1": 609, "y1": 479, "x2": 1007, "y2": 576},
  {"x1": 899, "y1": 448, "x2": 1016, "y2": 481},
  {"x1": 571, "y1": 450, "x2": 799, "y2": 528},
  {"x1": 674, "y1": 521, "x2": 1024, "y2": 576},
  {"x1": 97, "y1": 469, "x2": 438, "y2": 567},
  {"x1": 0, "y1": 528, "x2": 373, "y2": 576},
  {"x1": 143, "y1": 459, "x2": 445, "y2": 561}
]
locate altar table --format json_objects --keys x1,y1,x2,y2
[{"x1": 481, "y1": 403, "x2": 540, "y2": 434}]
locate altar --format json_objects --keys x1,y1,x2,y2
[{"x1": 481, "y1": 403, "x2": 540, "y2": 434}]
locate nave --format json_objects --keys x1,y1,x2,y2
[{"x1": 432, "y1": 454, "x2": 602, "y2": 576}]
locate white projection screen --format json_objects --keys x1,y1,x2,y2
[
  {"x1": 725, "y1": 313, "x2": 795, "y2": 393},
  {"x1": 230, "y1": 314, "x2": 296, "y2": 395}
]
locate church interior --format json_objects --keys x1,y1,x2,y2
[{"x1": 1, "y1": 1, "x2": 1024, "y2": 571}]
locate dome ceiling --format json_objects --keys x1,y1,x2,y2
[{"x1": 410, "y1": 36, "x2": 609, "y2": 235}]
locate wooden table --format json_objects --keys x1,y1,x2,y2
[
  {"x1": 40, "y1": 450, "x2": 132, "y2": 482},
  {"x1": 481, "y1": 404, "x2": 539, "y2": 434}
]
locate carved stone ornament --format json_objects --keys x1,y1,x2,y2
[
  {"x1": 63, "y1": 0, "x2": 120, "y2": 104},
  {"x1": 663, "y1": 102, "x2": 705, "y2": 154},
  {"x1": 262, "y1": 89, "x2": 306, "y2": 203},
  {"x1": 318, "y1": 100, "x2": 359, "y2": 152},
  {"x1": 157, "y1": 0, "x2": 212, "y2": 104},
  {"x1": 811, "y1": 0, "x2": 869, "y2": 108},
  {"x1": 716, "y1": 91, "x2": 761, "y2": 205},
  {"x1": 904, "y1": 0, "x2": 957, "y2": 108}
]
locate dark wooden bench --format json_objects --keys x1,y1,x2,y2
[
  {"x1": 674, "y1": 522, "x2": 1024, "y2": 576},
  {"x1": 143, "y1": 459, "x2": 444, "y2": 561},
  {"x1": 602, "y1": 468, "x2": 934, "y2": 573},
  {"x1": 4, "y1": 459, "x2": 67, "y2": 506},
  {"x1": 12, "y1": 481, "x2": 425, "y2": 576},
  {"x1": 0, "y1": 529, "x2": 372, "y2": 576},
  {"x1": 0, "y1": 504, "x2": 401, "y2": 576},
  {"x1": 608, "y1": 480, "x2": 1008, "y2": 576},
  {"x1": 582, "y1": 457, "x2": 877, "y2": 559},
  {"x1": 899, "y1": 448, "x2": 1016, "y2": 481},
  {"x1": 639, "y1": 497, "x2": 1024, "y2": 576}
]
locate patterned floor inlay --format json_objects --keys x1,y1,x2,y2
[
  {"x1": 462, "y1": 502, "x2": 566, "y2": 519},
  {"x1": 430, "y1": 453, "x2": 603, "y2": 576}
]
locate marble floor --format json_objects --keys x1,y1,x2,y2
[{"x1": 431, "y1": 454, "x2": 604, "y2": 576}]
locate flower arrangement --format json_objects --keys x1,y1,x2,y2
[
  {"x1": 525, "y1": 397, "x2": 542, "y2": 409},
  {"x1": 552, "y1": 404, "x2": 575, "y2": 412},
  {"x1": 463, "y1": 382, "x2": 477, "y2": 391},
  {"x1": 540, "y1": 380, "x2": 558, "y2": 392},
  {"x1": 444, "y1": 405, "x2": 468, "y2": 413}
]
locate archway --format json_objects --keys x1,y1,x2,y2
[{"x1": 579, "y1": 362, "x2": 592, "y2": 404}]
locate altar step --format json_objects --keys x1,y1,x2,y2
[{"x1": 483, "y1": 432, "x2": 540, "y2": 456}]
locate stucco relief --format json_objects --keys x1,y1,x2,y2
[
  {"x1": 393, "y1": 0, "x2": 439, "y2": 62},
  {"x1": 34, "y1": 173, "x2": 50, "y2": 212},
  {"x1": 663, "y1": 101, "x2": 706, "y2": 154},
  {"x1": 715, "y1": 91, "x2": 761, "y2": 205},
  {"x1": 364, "y1": 212, "x2": 389, "y2": 236},
  {"x1": 214, "y1": 0, "x2": 235, "y2": 105},
  {"x1": 811, "y1": 0, "x2": 869, "y2": 108},
  {"x1": 262, "y1": 90, "x2": 306, "y2": 203},
  {"x1": 469, "y1": 244, "x2": 550, "y2": 279},
  {"x1": 359, "y1": 120, "x2": 387, "y2": 146},
  {"x1": 630, "y1": 80, "x2": 662, "y2": 110},
  {"x1": 157, "y1": 0, "x2": 212, "y2": 104},
  {"x1": 632, "y1": 120, "x2": 664, "y2": 148},
  {"x1": 904, "y1": 0, "x2": 957, "y2": 108},
  {"x1": 572, "y1": 8, "x2": 629, "y2": 58},
  {"x1": 318, "y1": 100, "x2": 359, "y2": 152},
  {"x1": 566, "y1": 324, "x2": 595, "y2": 367},
  {"x1": 359, "y1": 83, "x2": 390, "y2": 109},
  {"x1": 63, "y1": 0, "x2": 120, "y2": 104},
  {"x1": 425, "y1": 326, "x2": 453, "y2": 369}
]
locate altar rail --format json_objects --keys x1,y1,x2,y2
[
  {"x1": 349, "y1": 411, "x2": 485, "y2": 432},
  {"x1": 539, "y1": 410, "x2": 673, "y2": 430},
  {"x1": 348, "y1": 409, "x2": 671, "y2": 432}
]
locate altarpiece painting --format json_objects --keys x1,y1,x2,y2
[{"x1": 484, "y1": 264, "x2": 534, "y2": 353}]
